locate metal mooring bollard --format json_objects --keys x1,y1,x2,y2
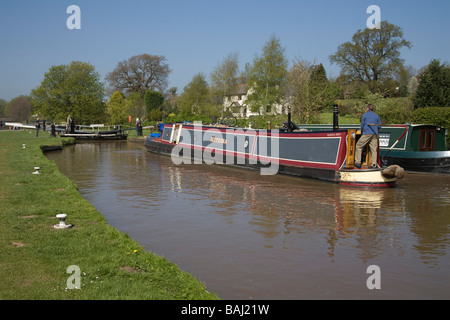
[
  {"x1": 32, "y1": 167, "x2": 40, "y2": 174},
  {"x1": 53, "y1": 214, "x2": 73, "y2": 229}
]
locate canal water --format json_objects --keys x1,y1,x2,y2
[{"x1": 45, "y1": 140, "x2": 450, "y2": 300}]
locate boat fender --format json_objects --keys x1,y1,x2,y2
[
  {"x1": 395, "y1": 166, "x2": 405, "y2": 179},
  {"x1": 382, "y1": 165, "x2": 405, "y2": 179}
]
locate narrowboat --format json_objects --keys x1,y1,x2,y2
[
  {"x1": 145, "y1": 121, "x2": 405, "y2": 188},
  {"x1": 378, "y1": 124, "x2": 449, "y2": 173},
  {"x1": 296, "y1": 124, "x2": 450, "y2": 174}
]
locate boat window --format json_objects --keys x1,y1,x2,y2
[
  {"x1": 419, "y1": 128, "x2": 435, "y2": 151},
  {"x1": 428, "y1": 132, "x2": 433, "y2": 148}
]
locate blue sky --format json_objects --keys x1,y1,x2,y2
[{"x1": 1, "y1": 0, "x2": 449, "y2": 101}]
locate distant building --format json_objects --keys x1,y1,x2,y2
[
  {"x1": 223, "y1": 84, "x2": 251, "y2": 118},
  {"x1": 223, "y1": 84, "x2": 286, "y2": 118}
]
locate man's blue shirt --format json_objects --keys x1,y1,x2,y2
[{"x1": 361, "y1": 110, "x2": 381, "y2": 135}]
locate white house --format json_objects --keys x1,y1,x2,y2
[{"x1": 223, "y1": 84, "x2": 286, "y2": 118}]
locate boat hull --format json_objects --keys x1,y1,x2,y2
[
  {"x1": 145, "y1": 124, "x2": 398, "y2": 188},
  {"x1": 339, "y1": 169, "x2": 397, "y2": 187},
  {"x1": 381, "y1": 150, "x2": 450, "y2": 174}
]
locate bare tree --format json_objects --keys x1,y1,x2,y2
[
  {"x1": 5, "y1": 95, "x2": 32, "y2": 122},
  {"x1": 286, "y1": 59, "x2": 324, "y2": 124},
  {"x1": 106, "y1": 54, "x2": 171, "y2": 97}
]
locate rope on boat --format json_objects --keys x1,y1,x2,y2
[{"x1": 381, "y1": 165, "x2": 405, "y2": 179}]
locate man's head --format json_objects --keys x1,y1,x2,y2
[{"x1": 367, "y1": 104, "x2": 375, "y2": 111}]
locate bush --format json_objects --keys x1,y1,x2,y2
[
  {"x1": 414, "y1": 59, "x2": 450, "y2": 108},
  {"x1": 365, "y1": 96, "x2": 414, "y2": 124},
  {"x1": 336, "y1": 100, "x2": 360, "y2": 117},
  {"x1": 148, "y1": 108, "x2": 163, "y2": 121},
  {"x1": 376, "y1": 98, "x2": 414, "y2": 124},
  {"x1": 413, "y1": 107, "x2": 450, "y2": 126},
  {"x1": 336, "y1": 95, "x2": 415, "y2": 124},
  {"x1": 413, "y1": 107, "x2": 450, "y2": 148}
]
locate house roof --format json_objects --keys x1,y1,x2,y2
[{"x1": 225, "y1": 83, "x2": 248, "y2": 96}]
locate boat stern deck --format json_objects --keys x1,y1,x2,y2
[{"x1": 339, "y1": 168, "x2": 397, "y2": 187}]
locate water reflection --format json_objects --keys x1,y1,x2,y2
[{"x1": 46, "y1": 142, "x2": 450, "y2": 299}]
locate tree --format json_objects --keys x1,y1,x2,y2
[
  {"x1": 310, "y1": 63, "x2": 328, "y2": 85},
  {"x1": 125, "y1": 92, "x2": 145, "y2": 121},
  {"x1": 286, "y1": 60, "x2": 340, "y2": 123},
  {"x1": 177, "y1": 73, "x2": 214, "y2": 119},
  {"x1": 246, "y1": 36, "x2": 288, "y2": 114},
  {"x1": 4, "y1": 96, "x2": 32, "y2": 122},
  {"x1": 309, "y1": 63, "x2": 332, "y2": 104},
  {"x1": 286, "y1": 59, "x2": 323, "y2": 124},
  {"x1": 210, "y1": 52, "x2": 240, "y2": 98},
  {"x1": 0, "y1": 98, "x2": 7, "y2": 117},
  {"x1": 162, "y1": 87, "x2": 179, "y2": 116},
  {"x1": 31, "y1": 61, "x2": 105, "y2": 124},
  {"x1": 407, "y1": 76, "x2": 419, "y2": 99},
  {"x1": 145, "y1": 91, "x2": 164, "y2": 113},
  {"x1": 330, "y1": 21, "x2": 411, "y2": 94},
  {"x1": 106, "y1": 91, "x2": 128, "y2": 125},
  {"x1": 414, "y1": 59, "x2": 450, "y2": 108},
  {"x1": 106, "y1": 54, "x2": 171, "y2": 97},
  {"x1": 144, "y1": 90, "x2": 165, "y2": 121}
]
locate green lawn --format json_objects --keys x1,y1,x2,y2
[
  {"x1": 318, "y1": 112, "x2": 361, "y2": 125},
  {"x1": 0, "y1": 130, "x2": 218, "y2": 300}
]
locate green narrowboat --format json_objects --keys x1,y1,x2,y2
[{"x1": 378, "y1": 124, "x2": 449, "y2": 174}]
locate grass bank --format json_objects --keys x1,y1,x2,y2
[
  {"x1": 0, "y1": 130, "x2": 218, "y2": 300},
  {"x1": 126, "y1": 127, "x2": 154, "y2": 141}
]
